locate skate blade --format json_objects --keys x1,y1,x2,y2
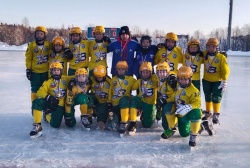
[
  {"x1": 82, "y1": 125, "x2": 91, "y2": 131},
  {"x1": 120, "y1": 133, "x2": 125, "y2": 138},
  {"x1": 30, "y1": 132, "x2": 42, "y2": 139},
  {"x1": 128, "y1": 129, "x2": 136, "y2": 135},
  {"x1": 96, "y1": 126, "x2": 105, "y2": 131}
]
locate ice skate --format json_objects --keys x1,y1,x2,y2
[
  {"x1": 119, "y1": 122, "x2": 127, "y2": 137},
  {"x1": 212, "y1": 113, "x2": 220, "y2": 124},
  {"x1": 96, "y1": 121, "x2": 105, "y2": 130},
  {"x1": 161, "y1": 127, "x2": 176, "y2": 139},
  {"x1": 189, "y1": 133, "x2": 198, "y2": 147},
  {"x1": 199, "y1": 120, "x2": 213, "y2": 136},
  {"x1": 30, "y1": 124, "x2": 42, "y2": 139},
  {"x1": 202, "y1": 111, "x2": 212, "y2": 120},
  {"x1": 81, "y1": 115, "x2": 91, "y2": 131},
  {"x1": 127, "y1": 121, "x2": 137, "y2": 135},
  {"x1": 107, "y1": 112, "x2": 119, "y2": 131}
]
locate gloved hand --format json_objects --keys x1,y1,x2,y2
[
  {"x1": 167, "y1": 74, "x2": 177, "y2": 89},
  {"x1": 45, "y1": 95, "x2": 59, "y2": 109},
  {"x1": 68, "y1": 78, "x2": 76, "y2": 91},
  {"x1": 156, "y1": 110, "x2": 161, "y2": 121},
  {"x1": 26, "y1": 69, "x2": 33, "y2": 81},
  {"x1": 107, "y1": 102, "x2": 112, "y2": 112},
  {"x1": 176, "y1": 104, "x2": 192, "y2": 117},
  {"x1": 156, "y1": 98, "x2": 167, "y2": 111},
  {"x1": 64, "y1": 48, "x2": 73, "y2": 60},
  {"x1": 103, "y1": 36, "x2": 111, "y2": 44},
  {"x1": 218, "y1": 80, "x2": 227, "y2": 93}
]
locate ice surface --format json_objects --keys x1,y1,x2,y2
[{"x1": 0, "y1": 47, "x2": 250, "y2": 167}]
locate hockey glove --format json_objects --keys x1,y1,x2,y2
[
  {"x1": 218, "y1": 80, "x2": 227, "y2": 93},
  {"x1": 176, "y1": 104, "x2": 192, "y2": 117},
  {"x1": 68, "y1": 78, "x2": 76, "y2": 91},
  {"x1": 26, "y1": 69, "x2": 33, "y2": 81},
  {"x1": 103, "y1": 36, "x2": 111, "y2": 44},
  {"x1": 156, "y1": 98, "x2": 167, "y2": 111},
  {"x1": 167, "y1": 74, "x2": 177, "y2": 89},
  {"x1": 45, "y1": 95, "x2": 59, "y2": 110},
  {"x1": 64, "y1": 48, "x2": 73, "y2": 60},
  {"x1": 107, "y1": 102, "x2": 112, "y2": 113}
]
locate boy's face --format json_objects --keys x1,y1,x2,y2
[
  {"x1": 54, "y1": 44, "x2": 63, "y2": 52},
  {"x1": 77, "y1": 74, "x2": 87, "y2": 82},
  {"x1": 120, "y1": 34, "x2": 129, "y2": 41},
  {"x1": 178, "y1": 78, "x2": 189, "y2": 87},
  {"x1": 52, "y1": 68, "x2": 61, "y2": 75},
  {"x1": 189, "y1": 45, "x2": 198, "y2": 53},
  {"x1": 141, "y1": 40, "x2": 150, "y2": 48},
  {"x1": 35, "y1": 31, "x2": 45, "y2": 41},
  {"x1": 166, "y1": 39, "x2": 175, "y2": 49},
  {"x1": 157, "y1": 70, "x2": 168, "y2": 79},
  {"x1": 141, "y1": 70, "x2": 151, "y2": 79},
  {"x1": 71, "y1": 34, "x2": 81, "y2": 43},
  {"x1": 95, "y1": 32, "x2": 104, "y2": 41},
  {"x1": 207, "y1": 45, "x2": 217, "y2": 53},
  {"x1": 117, "y1": 68, "x2": 126, "y2": 75},
  {"x1": 96, "y1": 77, "x2": 104, "y2": 82}
]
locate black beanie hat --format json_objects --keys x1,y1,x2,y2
[{"x1": 119, "y1": 26, "x2": 130, "y2": 36}]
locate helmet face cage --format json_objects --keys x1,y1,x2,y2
[
  {"x1": 35, "y1": 26, "x2": 47, "y2": 42},
  {"x1": 156, "y1": 62, "x2": 170, "y2": 81},
  {"x1": 177, "y1": 66, "x2": 193, "y2": 88},
  {"x1": 50, "y1": 62, "x2": 63, "y2": 80},
  {"x1": 140, "y1": 35, "x2": 152, "y2": 45},
  {"x1": 75, "y1": 68, "x2": 88, "y2": 86},
  {"x1": 187, "y1": 39, "x2": 200, "y2": 55},
  {"x1": 140, "y1": 62, "x2": 152, "y2": 80}
]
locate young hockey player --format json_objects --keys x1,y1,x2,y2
[
  {"x1": 30, "y1": 62, "x2": 72, "y2": 139},
  {"x1": 25, "y1": 26, "x2": 52, "y2": 111},
  {"x1": 160, "y1": 66, "x2": 202, "y2": 147},
  {"x1": 88, "y1": 65, "x2": 112, "y2": 130},
  {"x1": 108, "y1": 26, "x2": 140, "y2": 77},
  {"x1": 88, "y1": 26, "x2": 111, "y2": 77},
  {"x1": 128, "y1": 62, "x2": 158, "y2": 133},
  {"x1": 132, "y1": 35, "x2": 158, "y2": 79},
  {"x1": 48, "y1": 36, "x2": 73, "y2": 77},
  {"x1": 155, "y1": 61, "x2": 177, "y2": 131},
  {"x1": 183, "y1": 39, "x2": 204, "y2": 91},
  {"x1": 108, "y1": 61, "x2": 136, "y2": 136},
  {"x1": 65, "y1": 68, "x2": 91, "y2": 130},
  {"x1": 201, "y1": 38, "x2": 230, "y2": 129},
  {"x1": 68, "y1": 27, "x2": 90, "y2": 76},
  {"x1": 154, "y1": 32, "x2": 183, "y2": 74}
]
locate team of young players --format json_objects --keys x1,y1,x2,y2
[{"x1": 25, "y1": 25, "x2": 230, "y2": 147}]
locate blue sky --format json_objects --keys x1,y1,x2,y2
[{"x1": 0, "y1": 0, "x2": 249, "y2": 35}]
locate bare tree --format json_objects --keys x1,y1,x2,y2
[{"x1": 22, "y1": 17, "x2": 29, "y2": 27}]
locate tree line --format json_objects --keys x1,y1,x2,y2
[{"x1": 1, "y1": 22, "x2": 250, "y2": 51}]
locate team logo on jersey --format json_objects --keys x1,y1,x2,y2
[
  {"x1": 181, "y1": 90, "x2": 186, "y2": 96},
  {"x1": 50, "y1": 53, "x2": 55, "y2": 58},
  {"x1": 93, "y1": 45, "x2": 97, "y2": 50},
  {"x1": 44, "y1": 47, "x2": 49, "y2": 52},
  {"x1": 50, "y1": 82, "x2": 56, "y2": 88},
  {"x1": 149, "y1": 81, "x2": 153, "y2": 85},
  {"x1": 173, "y1": 54, "x2": 177, "y2": 58},
  {"x1": 124, "y1": 80, "x2": 128, "y2": 85},
  {"x1": 214, "y1": 58, "x2": 219, "y2": 63},
  {"x1": 94, "y1": 84, "x2": 99, "y2": 89},
  {"x1": 185, "y1": 55, "x2": 190, "y2": 59},
  {"x1": 129, "y1": 49, "x2": 132, "y2": 52},
  {"x1": 163, "y1": 86, "x2": 167, "y2": 92},
  {"x1": 115, "y1": 49, "x2": 120, "y2": 53},
  {"x1": 103, "y1": 44, "x2": 107, "y2": 48},
  {"x1": 72, "y1": 47, "x2": 76, "y2": 52},
  {"x1": 106, "y1": 84, "x2": 110, "y2": 89},
  {"x1": 162, "y1": 53, "x2": 166, "y2": 58},
  {"x1": 150, "y1": 54, "x2": 154, "y2": 59},
  {"x1": 34, "y1": 48, "x2": 38, "y2": 53},
  {"x1": 62, "y1": 80, "x2": 66, "y2": 85},
  {"x1": 196, "y1": 57, "x2": 200, "y2": 62},
  {"x1": 81, "y1": 44, "x2": 85, "y2": 49},
  {"x1": 113, "y1": 81, "x2": 117, "y2": 86}
]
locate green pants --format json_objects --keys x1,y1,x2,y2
[
  {"x1": 177, "y1": 108, "x2": 201, "y2": 137},
  {"x1": 130, "y1": 96, "x2": 156, "y2": 128},
  {"x1": 202, "y1": 78, "x2": 223, "y2": 103},
  {"x1": 192, "y1": 80, "x2": 201, "y2": 91},
  {"x1": 30, "y1": 72, "x2": 48, "y2": 92},
  {"x1": 32, "y1": 98, "x2": 69, "y2": 128},
  {"x1": 161, "y1": 102, "x2": 175, "y2": 130},
  {"x1": 88, "y1": 93, "x2": 109, "y2": 123}
]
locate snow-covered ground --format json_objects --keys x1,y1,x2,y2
[{"x1": 0, "y1": 43, "x2": 250, "y2": 167}]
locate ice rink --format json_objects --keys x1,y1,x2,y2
[{"x1": 0, "y1": 51, "x2": 250, "y2": 168}]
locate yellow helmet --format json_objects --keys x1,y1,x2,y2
[
  {"x1": 50, "y1": 62, "x2": 63, "y2": 69},
  {"x1": 94, "y1": 26, "x2": 105, "y2": 34},
  {"x1": 140, "y1": 61, "x2": 152, "y2": 72},
  {"x1": 35, "y1": 26, "x2": 48, "y2": 35},
  {"x1": 52, "y1": 36, "x2": 65, "y2": 46},
  {"x1": 165, "y1": 32, "x2": 178, "y2": 41},
  {"x1": 69, "y1": 27, "x2": 82, "y2": 35},
  {"x1": 156, "y1": 61, "x2": 170, "y2": 72},
  {"x1": 116, "y1": 61, "x2": 128, "y2": 70},
  {"x1": 187, "y1": 39, "x2": 200, "y2": 47},
  {"x1": 93, "y1": 65, "x2": 106, "y2": 78},
  {"x1": 206, "y1": 38, "x2": 219, "y2": 46},
  {"x1": 177, "y1": 66, "x2": 193, "y2": 79},
  {"x1": 75, "y1": 68, "x2": 88, "y2": 76}
]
